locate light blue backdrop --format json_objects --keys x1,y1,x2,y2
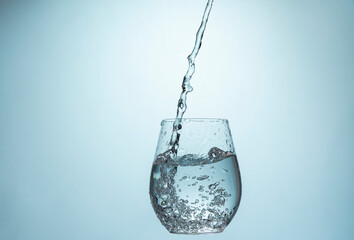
[{"x1": 1, "y1": 0, "x2": 353, "y2": 239}]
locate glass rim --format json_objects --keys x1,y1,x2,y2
[{"x1": 161, "y1": 118, "x2": 229, "y2": 124}]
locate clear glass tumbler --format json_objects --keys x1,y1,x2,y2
[{"x1": 149, "y1": 118, "x2": 241, "y2": 234}]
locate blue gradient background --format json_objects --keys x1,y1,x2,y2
[{"x1": 1, "y1": 0, "x2": 353, "y2": 239}]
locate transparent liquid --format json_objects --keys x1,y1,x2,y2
[
  {"x1": 169, "y1": 0, "x2": 214, "y2": 153},
  {"x1": 149, "y1": 0, "x2": 242, "y2": 234},
  {"x1": 150, "y1": 147, "x2": 241, "y2": 234}
]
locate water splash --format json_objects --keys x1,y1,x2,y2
[{"x1": 169, "y1": 0, "x2": 214, "y2": 155}]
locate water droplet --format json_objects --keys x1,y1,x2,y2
[
  {"x1": 208, "y1": 181, "x2": 219, "y2": 190},
  {"x1": 197, "y1": 175, "x2": 209, "y2": 181},
  {"x1": 212, "y1": 195, "x2": 225, "y2": 207},
  {"x1": 179, "y1": 176, "x2": 188, "y2": 181}
]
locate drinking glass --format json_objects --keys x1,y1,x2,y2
[{"x1": 149, "y1": 118, "x2": 241, "y2": 234}]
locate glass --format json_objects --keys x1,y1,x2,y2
[{"x1": 149, "y1": 118, "x2": 241, "y2": 234}]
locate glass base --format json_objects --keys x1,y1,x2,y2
[{"x1": 169, "y1": 228, "x2": 224, "y2": 234}]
